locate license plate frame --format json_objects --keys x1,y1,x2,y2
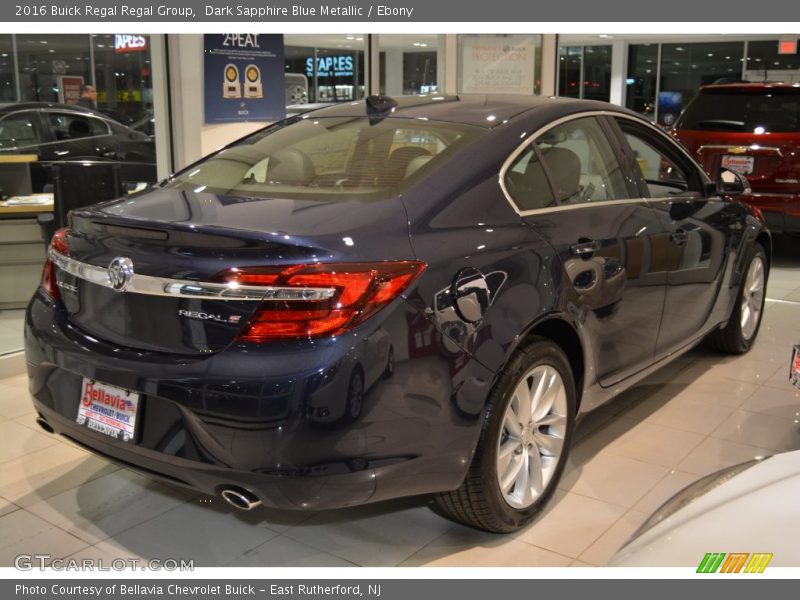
[
  {"x1": 721, "y1": 154, "x2": 755, "y2": 175},
  {"x1": 76, "y1": 378, "x2": 140, "y2": 443}
]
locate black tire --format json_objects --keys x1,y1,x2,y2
[
  {"x1": 707, "y1": 244, "x2": 768, "y2": 354},
  {"x1": 432, "y1": 338, "x2": 576, "y2": 533}
]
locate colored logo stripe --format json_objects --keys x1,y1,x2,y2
[
  {"x1": 744, "y1": 553, "x2": 773, "y2": 573},
  {"x1": 697, "y1": 552, "x2": 773, "y2": 573}
]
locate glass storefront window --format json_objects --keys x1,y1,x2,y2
[
  {"x1": 658, "y1": 42, "x2": 744, "y2": 125},
  {"x1": 583, "y1": 46, "x2": 611, "y2": 102},
  {"x1": 0, "y1": 36, "x2": 15, "y2": 102},
  {"x1": 16, "y1": 35, "x2": 91, "y2": 103},
  {"x1": 745, "y1": 40, "x2": 800, "y2": 83},
  {"x1": 92, "y1": 34, "x2": 153, "y2": 127},
  {"x1": 378, "y1": 34, "x2": 444, "y2": 96},
  {"x1": 458, "y1": 34, "x2": 543, "y2": 95},
  {"x1": 284, "y1": 34, "x2": 365, "y2": 111},
  {"x1": 626, "y1": 44, "x2": 658, "y2": 121},
  {"x1": 558, "y1": 45, "x2": 611, "y2": 101},
  {"x1": 558, "y1": 46, "x2": 581, "y2": 98}
]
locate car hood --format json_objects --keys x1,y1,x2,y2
[{"x1": 610, "y1": 450, "x2": 800, "y2": 567}]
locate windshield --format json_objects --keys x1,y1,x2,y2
[
  {"x1": 676, "y1": 88, "x2": 800, "y2": 133},
  {"x1": 168, "y1": 116, "x2": 485, "y2": 201}
]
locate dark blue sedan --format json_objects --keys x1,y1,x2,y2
[{"x1": 25, "y1": 94, "x2": 770, "y2": 532}]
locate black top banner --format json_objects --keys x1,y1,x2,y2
[{"x1": 3, "y1": 0, "x2": 800, "y2": 22}]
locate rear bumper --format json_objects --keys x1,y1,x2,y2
[{"x1": 24, "y1": 289, "x2": 492, "y2": 510}]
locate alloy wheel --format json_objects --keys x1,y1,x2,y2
[
  {"x1": 740, "y1": 255, "x2": 765, "y2": 341},
  {"x1": 496, "y1": 365, "x2": 568, "y2": 509}
]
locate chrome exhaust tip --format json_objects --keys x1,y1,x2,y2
[
  {"x1": 36, "y1": 417, "x2": 55, "y2": 434},
  {"x1": 220, "y1": 487, "x2": 262, "y2": 511}
]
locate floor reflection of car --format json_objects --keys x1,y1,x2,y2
[
  {"x1": 673, "y1": 83, "x2": 800, "y2": 232},
  {"x1": 0, "y1": 102, "x2": 156, "y2": 188},
  {"x1": 610, "y1": 450, "x2": 799, "y2": 568},
  {"x1": 26, "y1": 94, "x2": 770, "y2": 531},
  {"x1": 306, "y1": 329, "x2": 393, "y2": 424}
]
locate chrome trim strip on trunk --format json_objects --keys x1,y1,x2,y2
[{"x1": 49, "y1": 251, "x2": 336, "y2": 302}]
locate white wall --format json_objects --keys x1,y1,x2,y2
[{"x1": 167, "y1": 34, "x2": 271, "y2": 170}]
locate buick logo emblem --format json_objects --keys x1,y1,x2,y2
[{"x1": 107, "y1": 257, "x2": 134, "y2": 292}]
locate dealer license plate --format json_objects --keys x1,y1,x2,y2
[
  {"x1": 721, "y1": 154, "x2": 755, "y2": 175},
  {"x1": 76, "y1": 379, "x2": 139, "y2": 442},
  {"x1": 791, "y1": 345, "x2": 800, "y2": 389}
]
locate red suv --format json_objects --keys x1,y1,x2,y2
[{"x1": 673, "y1": 83, "x2": 800, "y2": 232}]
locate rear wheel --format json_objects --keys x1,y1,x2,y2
[
  {"x1": 341, "y1": 368, "x2": 364, "y2": 423},
  {"x1": 432, "y1": 338, "x2": 576, "y2": 533},
  {"x1": 708, "y1": 245, "x2": 767, "y2": 354}
]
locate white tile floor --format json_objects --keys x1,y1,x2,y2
[
  {"x1": 0, "y1": 308, "x2": 25, "y2": 356},
  {"x1": 0, "y1": 236, "x2": 799, "y2": 568}
]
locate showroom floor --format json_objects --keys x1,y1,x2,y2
[{"x1": 1, "y1": 238, "x2": 799, "y2": 568}]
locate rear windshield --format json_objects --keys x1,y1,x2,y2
[
  {"x1": 168, "y1": 116, "x2": 485, "y2": 201},
  {"x1": 676, "y1": 88, "x2": 800, "y2": 133}
]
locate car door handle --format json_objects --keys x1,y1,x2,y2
[
  {"x1": 54, "y1": 150, "x2": 69, "y2": 156},
  {"x1": 570, "y1": 240, "x2": 601, "y2": 257},
  {"x1": 671, "y1": 229, "x2": 689, "y2": 246}
]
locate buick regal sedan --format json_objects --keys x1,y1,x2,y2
[{"x1": 25, "y1": 94, "x2": 770, "y2": 533}]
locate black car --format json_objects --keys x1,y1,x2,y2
[
  {"x1": 0, "y1": 102, "x2": 156, "y2": 189},
  {"x1": 25, "y1": 94, "x2": 770, "y2": 533}
]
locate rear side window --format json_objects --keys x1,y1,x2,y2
[
  {"x1": 49, "y1": 113, "x2": 110, "y2": 140},
  {"x1": 536, "y1": 116, "x2": 629, "y2": 205},
  {"x1": 170, "y1": 117, "x2": 485, "y2": 201},
  {"x1": 504, "y1": 147, "x2": 556, "y2": 211},
  {"x1": 0, "y1": 112, "x2": 41, "y2": 149},
  {"x1": 677, "y1": 89, "x2": 800, "y2": 133}
]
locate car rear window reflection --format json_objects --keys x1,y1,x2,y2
[{"x1": 169, "y1": 117, "x2": 485, "y2": 201}]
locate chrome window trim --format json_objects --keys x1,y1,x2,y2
[
  {"x1": 498, "y1": 110, "x2": 709, "y2": 217},
  {"x1": 49, "y1": 250, "x2": 336, "y2": 302}
]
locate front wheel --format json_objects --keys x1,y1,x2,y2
[
  {"x1": 707, "y1": 244, "x2": 768, "y2": 354},
  {"x1": 432, "y1": 338, "x2": 576, "y2": 533}
]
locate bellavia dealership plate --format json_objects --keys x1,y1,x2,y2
[{"x1": 76, "y1": 379, "x2": 139, "y2": 442}]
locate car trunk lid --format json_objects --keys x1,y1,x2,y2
[{"x1": 54, "y1": 188, "x2": 414, "y2": 356}]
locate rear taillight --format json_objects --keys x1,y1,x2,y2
[
  {"x1": 40, "y1": 228, "x2": 71, "y2": 300},
  {"x1": 213, "y1": 261, "x2": 426, "y2": 342}
]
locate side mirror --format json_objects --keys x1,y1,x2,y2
[{"x1": 717, "y1": 167, "x2": 751, "y2": 197}]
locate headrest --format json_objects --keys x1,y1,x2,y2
[
  {"x1": 405, "y1": 155, "x2": 434, "y2": 178},
  {"x1": 265, "y1": 148, "x2": 315, "y2": 186},
  {"x1": 542, "y1": 147, "x2": 581, "y2": 202}
]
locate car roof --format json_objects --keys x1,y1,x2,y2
[
  {"x1": 0, "y1": 101, "x2": 102, "y2": 116},
  {"x1": 299, "y1": 94, "x2": 639, "y2": 129},
  {"x1": 699, "y1": 82, "x2": 800, "y2": 93}
]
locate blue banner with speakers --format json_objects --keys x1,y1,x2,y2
[{"x1": 204, "y1": 34, "x2": 286, "y2": 123}]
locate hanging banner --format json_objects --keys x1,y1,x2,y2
[
  {"x1": 204, "y1": 33, "x2": 286, "y2": 123},
  {"x1": 459, "y1": 34, "x2": 536, "y2": 94}
]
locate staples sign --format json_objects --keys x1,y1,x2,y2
[{"x1": 115, "y1": 35, "x2": 148, "y2": 54}]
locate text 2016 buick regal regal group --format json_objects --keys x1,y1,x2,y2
[{"x1": 15, "y1": 4, "x2": 197, "y2": 18}]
